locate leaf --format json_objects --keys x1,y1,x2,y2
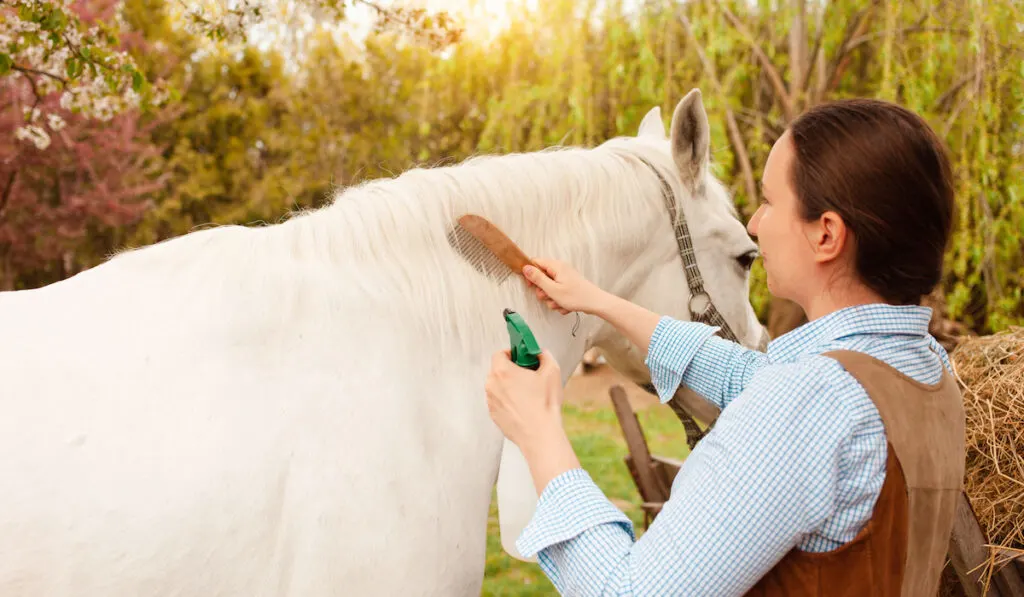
[
  {"x1": 0, "y1": 53, "x2": 12, "y2": 76},
  {"x1": 132, "y1": 70, "x2": 144, "y2": 92},
  {"x1": 66, "y1": 57, "x2": 82, "y2": 79},
  {"x1": 41, "y1": 9, "x2": 67, "y2": 32}
]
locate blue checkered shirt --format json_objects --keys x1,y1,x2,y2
[{"x1": 515, "y1": 303, "x2": 951, "y2": 596}]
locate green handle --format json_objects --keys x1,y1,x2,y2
[{"x1": 503, "y1": 308, "x2": 542, "y2": 370}]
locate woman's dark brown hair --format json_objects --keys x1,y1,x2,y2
[{"x1": 788, "y1": 98, "x2": 955, "y2": 305}]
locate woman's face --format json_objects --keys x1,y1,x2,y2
[{"x1": 746, "y1": 131, "x2": 819, "y2": 307}]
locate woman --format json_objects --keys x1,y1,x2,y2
[{"x1": 484, "y1": 98, "x2": 965, "y2": 596}]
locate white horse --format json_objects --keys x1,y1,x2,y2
[{"x1": 0, "y1": 89, "x2": 762, "y2": 596}]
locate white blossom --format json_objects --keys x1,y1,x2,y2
[
  {"x1": 1, "y1": 1, "x2": 152, "y2": 142},
  {"x1": 15, "y1": 125, "x2": 52, "y2": 150},
  {"x1": 22, "y1": 106, "x2": 41, "y2": 122},
  {"x1": 46, "y1": 113, "x2": 66, "y2": 131}
]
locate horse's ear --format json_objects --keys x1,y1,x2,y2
[
  {"x1": 670, "y1": 89, "x2": 710, "y2": 190},
  {"x1": 637, "y1": 106, "x2": 666, "y2": 139}
]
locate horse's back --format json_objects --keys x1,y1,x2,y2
[{"x1": 0, "y1": 240, "x2": 499, "y2": 596}]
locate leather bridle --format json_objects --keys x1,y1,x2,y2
[{"x1": 633, "y1": 154, "x2": 765, "y2": 448}]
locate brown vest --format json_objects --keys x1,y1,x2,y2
[{"x1": 745, "y1": 349, "x2": 966, "y2": 597}]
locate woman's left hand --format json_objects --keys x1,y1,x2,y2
[{"x1": 485, "y1": 348, "x2": 565, "y2": 453}]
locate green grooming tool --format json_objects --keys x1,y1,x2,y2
[{"x1": 503, "y1": 308, "x2": 542, "y2": 370}]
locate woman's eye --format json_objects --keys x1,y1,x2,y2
[{"x1": 736, "y1": 250, "x2": 759, "y2": 271}]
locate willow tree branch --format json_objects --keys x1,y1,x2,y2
[
  {"x1": 735, "y1": 108, "x2": 786, "y2": 139},
  {"x1": 801, "y1": 16, "x2": 826, "y2": 100},
  {"x1": 846, "y1": 25, "x2": 969, "y2": 52},
  {"x1": 712, "y1": 0, "x2": 795, "y2": 121},
  {"x1": 824, "y1": 0, "x2": 880, "y2": 92},
  {"x1": 935, "y1": 47, "x2": 1022, "y2": 112},
  {"x1": 844, "y1": 0, "x2": 955, "y2": 57},
  {"x1": 679, "y1": 10, "x2": 759, "y2": 215}
]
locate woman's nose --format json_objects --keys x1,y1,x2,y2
[{"x1": 746, "y1": 206, "x2": 763, "y2": 236}]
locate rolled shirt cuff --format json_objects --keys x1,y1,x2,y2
[{"x1": 515, "y1": 468, "x2": 635, "y2": 558}]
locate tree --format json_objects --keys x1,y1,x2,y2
[
  {"x1": 3, "y1": 0, "x2": 1020, "y2": 333},
  {"x1": 126, "y1": 42, "x2": 302, "y2": 244},
  {"x1": 674, "y1": 0, "x2": 1023, "y2": 334},
  {"x1": 0, "y1": 0, "x2": 167, "y2": 290},
  {"x1": 0, "y1": 0, "x2": 461, "y2": 143}
]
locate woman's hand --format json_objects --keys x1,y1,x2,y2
[
  {"x1": 522, "y1": 259, "x2": 610, "y2": 316},
  {"x1": 485, "y1": 348, "x2": 565, "y2": 450},
  {"x1": 524, "y1": 258, "x2": 663, "y2": 356},
  {"x1": 485, "y1": 348, "x2": 582, "y2": 494}
]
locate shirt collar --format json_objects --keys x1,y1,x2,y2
[{"x1": 766, "y1": 303, "x2": 934, "y2": 362}]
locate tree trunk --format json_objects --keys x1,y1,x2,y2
[{"x1": 788, "y1": 0, "x2": 808, "y2": 103}]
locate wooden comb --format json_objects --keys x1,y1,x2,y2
[{"x1": 448, "y1": 214, "x2": 540, "y2": 282}]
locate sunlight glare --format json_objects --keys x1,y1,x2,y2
[{"x1": 414, "y1": 0, "x2": 540, "y2": 39}]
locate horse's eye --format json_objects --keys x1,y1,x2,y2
[{"x1": 736, "y1": 249, "x2": 759, "y2": 271}]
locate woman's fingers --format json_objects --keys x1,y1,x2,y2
[
  {"x1": 522, "y1": 264, "x2": 556, "y2": 293},
  {"x1": 533, "y1": 258, "x2": 562, "y2": 275},
  {"x1": 525, "y1": 257, "x2": 594, "y2": 314}
]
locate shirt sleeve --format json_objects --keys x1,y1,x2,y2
[
  {"x1": 514, "y1": 357, "x2": 858, "y2": 596},
  {"x1": 645, "y1": 316, "x2": 770, "y2": 409},
  {"x1": 514, "y1": 468, "x2": 637, "y2": 595}
]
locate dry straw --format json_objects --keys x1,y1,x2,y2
[{"x1": 950, "y1": 326, "x2": 1024, "y2": 554}]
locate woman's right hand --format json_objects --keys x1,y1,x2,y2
[{"x1": 522, "y1": 259, "x2": 609, "y2": 315}]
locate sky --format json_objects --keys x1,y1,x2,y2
[
  {"x1": 241, "y1": 0, "x2": 542, "y2": 51},
  {"x1": 174, "y1": 0, "x2": 654, "y2": 68},
  {"x1": 239, "y1": 0, "x2": 654, "y2": 50}
]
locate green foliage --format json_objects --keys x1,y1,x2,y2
[
  {"x1": 5, "y1": 0, "x2": 1023, "y2": 332},
  {"x1": 130, "y1": 46, "x2": 300, "y2": 243}
]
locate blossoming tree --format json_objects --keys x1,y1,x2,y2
[{"x1": 0, "y1": 0, "x2": 460, "y2": 289}]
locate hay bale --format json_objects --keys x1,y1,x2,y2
[{"x1": 950, "y1": 326, "x2": 1024, "y2": 552}]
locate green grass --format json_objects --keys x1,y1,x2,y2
[{"x1": 481, "y1": 402, "x2": 692, "y2": 596}]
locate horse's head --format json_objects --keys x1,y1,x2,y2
[
  {"x1": 590, "y1": 89, "x2": 765, "y2": 384},
  {"x1": 477, "y1": 89, "x2": 767, "y2": 564}
]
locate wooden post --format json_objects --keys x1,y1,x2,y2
[
  {"x1": 609, "y1": 385, "x2": 670, "y2": 502},
  {"x1": 948, "y1": 492, "x2": 1024, "y2": 597}
]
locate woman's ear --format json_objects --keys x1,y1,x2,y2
[{"x1": 811, "y1": 211, "x2": 849, "y2": 264}]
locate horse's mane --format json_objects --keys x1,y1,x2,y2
[{"x1": 104, "y1": 137, "x2": 714, "y2": 359}]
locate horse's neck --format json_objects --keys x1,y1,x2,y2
[{"x1": 286, "y1": 143, "x2": 666, "y2": 370}]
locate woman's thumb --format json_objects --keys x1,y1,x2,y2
[
  {"x1": 523, "y1": 264, "x2": 554, "y2": 290},
  {"x1": 537, "y1": 349, "x2": 559, "y2": 370}
]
